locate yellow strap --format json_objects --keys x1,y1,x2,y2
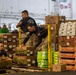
[
  {"x1": 18, "y1": 27, "x2": 22, "y2": 45},
  {"x1": 48, "y1": 24, "x2": 52, "y2": 71}
]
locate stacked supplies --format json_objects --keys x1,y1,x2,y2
[{"x1": 37, "y1": 50, "x2": 48, "y2": 68}]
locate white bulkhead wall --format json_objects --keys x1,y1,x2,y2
[
  {"x1": 59, "y1": 0, "x2": 72, "y2": 19},
  {"x1": 0, "y1": 0, "x2": 54, "y2": 25}
]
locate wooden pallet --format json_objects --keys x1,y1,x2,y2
[{"x1": 11, "y1": 67, "x2": 48, "y2": 72}]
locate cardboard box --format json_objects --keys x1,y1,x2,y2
[
  {"x1": 16, "y1": 46, "x2": 34, "y2": 51},
  {"x1": 13, "y1": 55, "x2": 36, "y2": 67},
  {"x1": 15, "y1": 47, "x2": 34, "y2": 56},
  {"x1": 45, "y1": 16, "x2": 65, "y2": 24},
  {"x1": 51, "y1": 35, "x2": 58, "y2": 43},
  {"x1": 0, "y1": 57, "x2": 12, "y2": 69},
  {"x1": 52, "y1": 43, "x2": 58, "y2": 51},
  {"x1": 51, "y1": 24, "x2": 60, "y2": 35},
  {"x1": 52, "y1": 64, "x2": 66, "y2": 72}
]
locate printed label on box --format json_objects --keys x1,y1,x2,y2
[
  {"x1": 13, "y1": 40, "x2": 16, "y2": 42},
  {"x1": 13, "y1": 36, "x2": 16, "y2": 38},
  {"x1": 27, "y1": 54, "x2": 30, "y2": 56},
  {"x1": 13, "y1": 45, "x2": 16, "y2": 47},
  {"x1": 67, "y1": 42, "x2": 70, "y2": 46},
  {"x1": 4, "y1": 41, "x2": 7, "y2": 43},
  {"x1": 28, "y1": 64, "x2": 31, "y2": 66},
  {"x1": 67, "y1": 36, "x2": 70, "y2": 39},
  {"x1": 32, "y1": 60, "x2": 35, "y2": 64},
  {"x1": 27, "y1": 59, "x2": 31, "y2": 62},
  {"x1": 4, "y1": 45, "x2": 7, "y2": 47},
  {"x1": 5, "y1": 49, "x2": 8, "y2": 51},
  {"x1": 9, "y1": 45, "x2": 12, "y2": 48},
  {"x1": 8, "y1": 38, "x2": 11, "y2": 41},
  {"x1": 51, "y1": 27, "x2": 54, "y2": 30},
  {"x1": 30, "y1": 51, "x2": 33, "y2": 54},
  {"x1": 4, "y1": 36, "x2": 7, "y2": 38}
]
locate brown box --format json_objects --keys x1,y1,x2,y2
[
  {"x1": 51, "y1": 24, "x2": 60, "y2": 35},
  {"x1": 13, "y1": 55, "x2": 36, "y2": 66},
  {"x1": 52, "y1": 64, "x2": 66, "y2": 72},
  {"x1": 16, "y1": 46, "x2": 34, "y2": 51},
  {"x1": 45, "y1": 16, "x2": 65, "y2": 24},
  {"x1": 51, "y1": 35, "x2": 58, "y2": 43},
  {"x1": 52, "y1": 43, "x2": 58, "y2": 51}
]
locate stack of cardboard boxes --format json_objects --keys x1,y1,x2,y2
[
  {"x1": 0, "y1": 33, "x2": 19, "y2": 58},
  {"x1": 58, "y1": 21, "x2": 76, "y2": 70},
  {"x1": 45, "y1": 16, "x2": 65, "y2": 51},
  {"x1": 0, "y1": 34, "x2": 18, "y2": 51},
  {"x1": 45, "y1": 16, "x2": 66, "y2": 72},
  {"x1": 13, "y1": 46, "x2": 36, "y2": 67}
]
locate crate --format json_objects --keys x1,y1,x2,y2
[
  {"x1": 59, "y1": 51, "x2": 76, "y2": 58},
  {"x1": 15, "y1": 46, "x2": 35, "y2": 56},
  {"x1": 58, "y1": 36, "x2": 76, "y2": 47},
  {"x1": 59, "y1": 57, "x2": 76, "y2": 71},
  {"x1": 3, "y1": 34, "x2": 18, "y2": 39},
  {"x1": 59, "y1": 45, "x2": 76, "y2": 52},
  {"x1": 16, "y1": 46, "x2": 34, "y2": 51},
  {"x1": 0, "y1": 57, "x2": 12, "y2": 69},
  {"x1": 13, "y1": 55, "x2": 36, "y2": 67},
  {"x1": 59, "y1": 58, "x2": 76, "y2": 64},
  {"x1": 66, "y1": 65, "x2": 76, "y2": 71},
  {"x1": 59, "y1": 45, "x2": 76, "y2": 71},
  {"x1": 0, "y1": 34, "x2": 19, "y2": 52}
]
